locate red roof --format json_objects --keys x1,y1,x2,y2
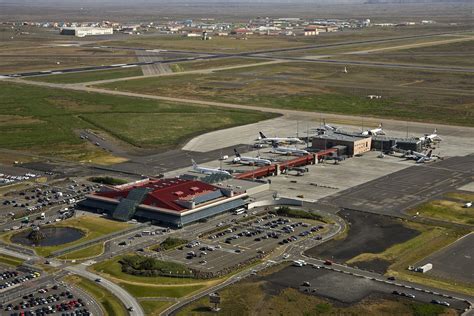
[{"x1": 94, "y1": 178, "x2": 219, "y2": 212}]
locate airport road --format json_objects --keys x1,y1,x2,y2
[{"x1": 65, "y1": 264, "x2": 144, "y2": 316}]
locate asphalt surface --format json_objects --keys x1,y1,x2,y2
[
  {"x1": 416, "y1": 232, "x2": 474, "y2": 285},
  {"x1": 321, "y1": 155, "x2": 474, "y2": 218},
  {"x1": 304, "y1": 209, "x2": 420, "y2": 273}
]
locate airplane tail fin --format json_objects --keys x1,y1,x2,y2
[
  {"x1": 434, "y1": 128, "x2": 437, "y2": 134},
  {"x1": 259, "y1": 132, "x2": 266, "y2": 139},
  {"x1": 233, "y1": 148, "x2": 240, "y2": 157},
  {"x1": 427, "y1": 150, "x2": 432, "y2": 158}
]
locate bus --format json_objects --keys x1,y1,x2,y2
[{"x1": 233, "y1": 208, "x2": 246, "y2": 215}]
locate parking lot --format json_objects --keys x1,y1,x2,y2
[
  {"x1": 0, "y1": 265, "x2": 41, "y2": 294},
  {"x1": 162, "y1": 213, "x2": 329, "y2": 274},
  {"x1": 1, "y1": 282, "x2": 93, "y2": 316},
  {"x1": 0, "y1": 178, "x2": 102, "y2": 228}
]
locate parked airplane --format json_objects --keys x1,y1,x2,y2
[
  {"x1": 403, "y1": 150, "x2": 434, "y2": 163},
  {"x1": 271, "y1": 143, "x2": 309, "y2": 156},
  {"x1": 191, "y1": 159, "x2": 231, "y2": 176},
  {"x1": 419, "y1": 129, "x2": 442, "y2": 143},
  {"x1": 233, "y1": 149, "x2": 271, "y2": 166},
  {"x1": 463, "y1": 201, "x2": 472, "y2": 208},
  {"x1": 361, "y1": 123, "x2": 385, "y2": 136},
  {"x1": 258, "y1": 132, "x2": 304, "y2": 144}
]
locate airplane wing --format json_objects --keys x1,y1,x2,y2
[{"x1": 416, "y1": 157, "x2": 426, "y2": 163}]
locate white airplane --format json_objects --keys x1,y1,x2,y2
[
  {"x1": 463, "y1": 202, "x2": 472, "y2": 208},
  {"x1": 191, "y1": 159, "x2": 231, "y2": 176},
  {"x1": 257, "y1": 132, "x2": 304, "y2": 145},
  {"x1": 232, "y1": 149, "x2": 271, "y2": 166},
  {"x1": 403, "y1": 150, "x2": 434, "y2": 163},
  {"x1": 271, "y1": 143, "x2": 309, "y2": 156},
  {"x1": 419, "y1": 129, "x2": 442, "y2": 143},
  {"x1": 361, "y1": 123, "x2": 385, "y2": 136}
]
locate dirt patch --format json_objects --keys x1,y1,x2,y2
[
  {"x1": 305, "y1": 210, "x2": 420, "y2": 271},
  {"x1": 352, "y1": 258, "x2": 392, "y2": 274}
]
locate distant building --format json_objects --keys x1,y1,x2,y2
[
  {"x1": 312, "y1": 133, "x2": 371, "y2": 156},
  {"x1": 60, "y1": 27, "x2": 113, "y2": 37}
]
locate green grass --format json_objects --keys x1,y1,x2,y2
[
  {"x1": 65, "y1": 275, "x2": 127, "y2": 316},
  {"x1": 26, "y1": 67, "x2": 143, "y2": 84},
  {"x1": 0, "y1": 81, "x2": 275, "y2": 160},
  {"x1": 0, "y1": 253, "x2": 25, "y2": 266},
  {"x1": 32, "y1": 216, "x2": 130, "y2": 257},
  {"x1": 410, "y1": 302, "x2": 447, "y2": 316},
  {"x1": 139, "y1": 300, "x2": 172, "y2": 316},
  {"x1": 120, "y1": 282, "x2": 204, "y2": 298},
  {"x1": 171, "y1": 57, "x2": 266, "y2": 72},
  {"x1": 92, "y1": 255, "x2": 203, "y2": 285},
  {"x1": 152, "y1": 237, "x2": 189, "y2": 251},
  {"x1": 97, "y1": 62, "x2": 474, "y2": 127},
  {"x1": 410, "y1": 199, "x2": 474, "y2": 225},
  {"x1": 120, "y1": 255, "x2": 193, "y2": 277},
  {"x1": 57, "y1": 243, "x2": 104, "y2": 260}
]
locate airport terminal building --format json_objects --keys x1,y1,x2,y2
[{"x1": 80, "y1": 178, "x2": 266, "y2": 227}]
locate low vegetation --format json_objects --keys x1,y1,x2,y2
[
  {"x1": 65, "y1": 275, "x2": 127, "y2": 316},
  {"x1": 92, "y1": 255, "x2": 201, "y2": 285},
  {"x1": 89, "y1": 176, "x2": 128, "y2": 186},
  {"x1": 139, "y1": 300, "x2": 172, "y2": 316},
  {"x1": 152, "y1": 237, "x2": 189, "y2": 252},
  {"x1": 176, "y1": 282, "x2": 453, "y2": 316},
  {"x1": 119, "y1": 282, "x2": 204, "y2": 298},
  {"x1": 27, "y1": 67, "x2": 143, "y2": 84},
  {"x1": 410, "y1": 199, "x2": 474, "y2": 225},
  {"x1": 97, "y1": 62, "x2": 474, "y2": 126},
  {"x1": 271, "y1": 206, "x2": 324, "y2": 222},
  {"x1": 0, "y1": 82, "x2": 275, "y2": 161},
  {"x1": 120, "y1": 255, "x2": 193, "y2": 277},
  {"x1": 57, "y1": 243, "x2": 104, "y2": 260},
  {"x1": 0, "y1": 253, "x2": 25, "y2": 266},
  {"x1": 171, "y1": 57, "x2": 267, "y2": 72}
]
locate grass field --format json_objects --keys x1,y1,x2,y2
[
  {"x1": 139, "y1": 300, "x2": 172, "y2": 316},
  {"x1": 119, "y1": 282, "x2": 204, "y2": 298},
  {"x1": 27, "y1": 67, "x2": 143, "y2": 84},
  {"x1": 65, "y1": 275, "x2": 127, "y2": 316},
  {"x1": 97, "y1": 62, "x2": 474, "y2": 126},
  {"x1": 0, "y1": 82, "x2": 275, "y2": 160},
  {"x1": 92, "y1": 255, "x2": 202, "y2": 285},
  {"x1": 171, "y1": 57, "x2": 267, "y2": 72},
  {"x1": 348, "y1": 223, "x2": 473, "y2": 296},
  {"x1": 336, "y1": 39, "x2": 474, "y2": 68},
  {"x1": 57, "y1": 243, "x2": 104, "y2": 260},
  {"x1": 177, "y1": 281, "x2": 453, "y2": 316},
  {"x1": 31, "y1": 216, "x2": 130, "y2": 257},
  {"x1": 0, "y1": 253, "x2": 25, "y2": 266},
  {"x1": 410, "y1": 199, "x2": 474, "y2": 225},
  {"x1": 100, "y1": 35, "x2": 315, "y2": 53}
]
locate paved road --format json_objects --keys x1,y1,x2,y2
[{"x1": 65, "y1": 264, "x2": 144, "y2": 316}]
